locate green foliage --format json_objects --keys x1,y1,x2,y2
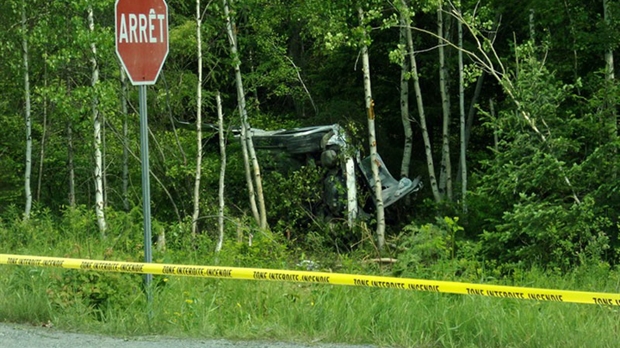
[
  {"x1": 48, "y1": 269, "x2": 142, "y2": 320},
  {"x1": 468, "y1": 42, "x2": 620, "y2": 270},
  {"x1": 0, "y1": 205, "x2": 59, "y2": 250},
  {"x1": 263, "y1": 163, "x2": 324, "y2": 236},
  {"x1": 392, "y1": 217, "x2": 465, "y2": 277},
  {"x1": 481, "y1": 196, "x2": 612, "y2": 271},
  {"x1": 0, "y1": 266, "x2": 53, "y2": 323},
  {"x1": 220, "y1": 230, "x2": 289, "y2": 268},
  {"x1": 3, "y1": 0, "x2": 620, "y2": 292},
  {"x1": 5, "y1": 209, "x2": 620, "y2": 347}
]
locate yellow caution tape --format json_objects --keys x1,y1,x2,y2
[{"x1": 1, "y1": 253, "x2": 619, "y2": 306}]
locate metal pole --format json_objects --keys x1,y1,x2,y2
[{"x1": 139, "y1": 85, "x2": 153, "y2": 304}]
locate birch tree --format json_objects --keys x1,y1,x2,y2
[
  {"x1": 223, "y1": 0, "x2": 268, "y2": 230},
  {"x1": 399, "y1": 9, "x2": 413, "y2": 180},
  {"x1": 603, "y1": 0, "x2": 616, "y2": 135},
  {"x1": 437, "y1": 2, "x2": 453, "y2": 201},
  {"x1": 88, "y1": 2, "x2": 106, "y2": 236},
  {"x1": 604, "y1": 0, "x2": 615, "y2": 84},
  {"x1": 192, "y1": 0, "x2": 204, "y2": 238},
  {"x1": 400, "y1": 0, "x2": 442, "y2": 202},
  {"x1": 457, "y1": 4, "x2": 466, "y2": 212},
  {"x1": 447, "y1": 8, "x2": 582, "y2": 204},
  {"x1": 216, "y1": 92, "x2": 226, "y2": 252},
  {"x1": 21, "y1": 0, "x2": 32, "y2": 219},
  {"x1": 357, "y1": 6, "x2": 386, "y2": 249}
]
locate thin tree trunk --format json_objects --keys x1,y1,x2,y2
[
  {"x1": 37, "y1": 108, "x2": 47, "y2": 203},
  {"x1": 88, "y1": 3, "x2": 106, "y2": 236},
  {"x1": 249, "y1": 51, "x2": 260, "y2": 111},
  {"x1": 490, "y1": 98, "x2": 498, "y2": 152},
  {"x1": 239, "y1": 120, "x2": 260, "y2": 224},
  {"x1": 22, "y1": 0, "x2": 32, "y2": 219},
  {"x1": 223, "y1": 0, "x2": 267, "y2": 229},
  {"x1": 161, "y1": 73, "x2": 188, "y2": 166},
  {"x1": 102, "y1": 106, "x2": 107, "y2": 208},
  {"x1": 457, "y1": 15, "x2": 498, "y2": 186},
  {"x1": 437, "y1": 3, "x2": 452, "y2": 201},
  {"x1": 604, "y1": 0, "x2": 615, "y2": 82},
  {"x1": 106, "y1": 116, "x2": 183, "y2": 222},
  {"x1": 401, "y1": 0, "x2": 441, "y2": 202},
  {"x1": 223, "y1": 0, "x2": 258, "y2": 225},
  {"x1": 456, "y1": 15, "x2": 582, "y2": 203},
  {"x1": 529, "y1": 9, "x2": 535, "y2": 42},
  {"x1": 216, "y1": 92, "x2": 226, "y2": 252},
  {"x1": 455, "y1": 71, "x2": 484, "y2": 187},
  {"x1": 562, "y1": 1, "x2": 581, "y2": 94},
  {"x1": 604, "y1": 0, "x2": 616, "y2": 134},
  {"x1": 67, "y1": 122, "x2": 75, "y2": 207},
  {"x1": 65, "y1": 5, "x2": 75, "y2": 208},
  {"x1": 399, "y1": 11, "x2": 412, "y2": 180},
  {"x1": 464, "y1": 73, "x2": 484, "y2": 148},
  {"x1": 192, "y1": 0, "x2": 203, "y2": 238},
  {"x1": 358, "y1": 7, "x2": 385, "y2": 250},
  {"x1": 458, "y1": 6, "x2": 466, "y2": 212},
  {"x1": 462, "y1": 15, "x2": 499, "y2": 150},
  {"x1": 37, "y1": 60, "x2": 48, "y2": 202},
  {"x1": 120, "y1": 68, "x2": 129, "y2": 211}
]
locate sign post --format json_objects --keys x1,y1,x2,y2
[{"x1": 115, "y1": 0, "x2": 169, "y2": 304}]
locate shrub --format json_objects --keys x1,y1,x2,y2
[
  {"x1": 392, "y1": 217, "x2": 464, "y2": 278},
  {"x1": 480, "y1": 195, "x2": 612, "y2": 271}
]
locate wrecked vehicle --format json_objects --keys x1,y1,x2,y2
[{"x1": 240, "y1": 124, "x2": 423, "y2": 224}]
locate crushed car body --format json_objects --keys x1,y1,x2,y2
[{"x1": 242, "y1": 124, "x2": 422, "y2": 224}]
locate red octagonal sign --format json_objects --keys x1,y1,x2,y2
[{"x1": 115, "y1": 0, "x2": 169, "y2": 85}]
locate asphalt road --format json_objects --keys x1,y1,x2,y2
[{"x1": 0, "y1": 322, "x2": 376, "y2": 348}]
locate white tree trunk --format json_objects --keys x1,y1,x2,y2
[
  {"x1": 88, "y1": 3, "x2": 106, "y2": 236},
  {"x1": 223, "y1": 0, "x2": 267, "y2": 229},
  {"x1": 102, "y1": 107, "x2": 107, "y2": 208},
  {"x1": 358, "y1": 7, "x2": 385, "y2": 250},
  {"x1": 239, "y1": 123, "x2": 260, "y2": 224},
  {"x1": 22, "y1": 0, "x2": 32, "y2": 219},
  {"x1": 216, "y1": 92, "x2": 226, "y2": 252},
  {"x1": 244, "y1": 104, "x2": 268, "y2": 230},
  {"x1": 401, "y1": 0, "x2": 441, "y2": 202},
  {"x1": 604, "y1": 0, "x2": 615, "y2": 81},
  {"x1": 192, "y1": 0, "x2": 203, "y2": 238},
  {"x1": 223, "y1": 0, "x2": 258, "y2": 225},
  {"x1": 344, "y1": 153, "x2": 358, "y2": 227},
  {"x1": 604, "y1": 0, "x2": 616, "y2": 134},
  {"x1": 437, "y1": 3, "x2": 452, "y2": 201},
  {"x1": 458, "y1": 7, "x2": 466, "y2": 212},
  {"x1": 399, "y1": 11, "x2": 412, "y2": 180}
]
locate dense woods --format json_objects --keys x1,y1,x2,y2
[{"x1": 1, "y1": 0, "x2": 620, "y2": 271}]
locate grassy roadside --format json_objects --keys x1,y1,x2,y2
[
  {"x1": 2, "y1": 252, "x2": 620, "y2": 347},
  {"x1": 1, "y1": 212, "x2": 620, "y2": 347}
]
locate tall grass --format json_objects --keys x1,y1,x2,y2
[
  {"x1": 1, "y1": 209, "x2": 620, "y2": 347},
  {"x1": 3, "y1": 268, "x2": 620, "y2": 347}
]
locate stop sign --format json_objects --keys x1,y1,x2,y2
[{"x1": 115, "y1": 0, "x2": 169, "y2": 85}]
